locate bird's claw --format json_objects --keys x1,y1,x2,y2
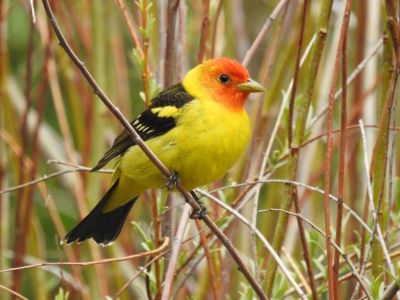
[
  {"x1": 165, "y1": 171, "x2": 179, "y2": 190},
  {"x1": 189, "y1": 191, "x2": 207, "y2": 220},
  {"x1": 190, "y1": 205, "x2": 208, "y2": 220}
]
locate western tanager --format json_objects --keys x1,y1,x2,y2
[{"x1": 64, "y1": 57, "x2": 264, "y2": 245}]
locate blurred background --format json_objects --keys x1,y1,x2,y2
[{"x1": 1, "y1": 0, "x2": 398, "y2": 299}]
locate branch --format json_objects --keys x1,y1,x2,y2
[
  {"x1": 197, "y1": 190, "x2": 307, "y2": 299},
  {"x1": 114, "y1": 252, "x2": 167, "y2": 297},
  {"x1": 196, "y1": 0, "x2": 210, "y2": 64},
  {"x1": 331, "y1": 1, "x2": 352, "y2": 298},
  {"x1": 258, "y1": 209, "x2": 372, "y2": 300},
  {"x1": 242, "y1": 0, "x2": 289, "y2": 66},
  {"x1": 324, "y1": 1, "x2": 353, "y2": 298},
  {"x1": 381, "y1": 281, "x2": 400, "y2": 300},
  {"x1": 0, "y1": 237, "x2": 169, "y2": 273},
  {"x1": 115, "y1": 0, "x2": 144, "y2": 57},
  {"x1": 0, "y1": 164, "x2": 112, "y2": 195},
  {"x1": 285, "y1": 1, "x2": 318, "y2": 299},
  {"x1": 41, "y1": 1, "x2": 266, "y2": 298},
  {"x1": 0, "y1": 284, "x2": 28, "y2": 300},
  {"x1": 161, "y1": 204, "x2": 191, "y2": 300},
  {"x1": 310, "y1": 38, "x2": 383, "y2": 127}
]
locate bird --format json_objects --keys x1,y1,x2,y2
[{"x1": 63, "y1": 57, "x2": 264, "y2": 246}]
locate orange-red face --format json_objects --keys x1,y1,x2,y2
[{"x1": 201, "y1": 58, "x2": 264, "y2": 110}]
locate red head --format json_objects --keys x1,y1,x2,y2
[{"x1": 182, "y1": 58, "x2": 264, "y2": 111}]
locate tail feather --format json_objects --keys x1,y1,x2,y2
[{"x1": 64, "y1": 180, "x2": 137, "y2": 246}]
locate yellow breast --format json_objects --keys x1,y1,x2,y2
[
  {"x1": 119, "y1": 98, "x2": 251, "y2": 192},
  {"x1": 161, "y1": 99, "x2": 250, "y2": 189}
]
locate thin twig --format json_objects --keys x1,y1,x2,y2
[
  {"x1": 365, "y1": 3, "x2": 399, "y2": 281},
  {"x1": 352, "y1": 120, "x2": 397, "y2": 298},
  {"x1": 161, "y1": 204, "x2": 191, "y2": 300},
  {"x1": 286, "y1": 1, "x2": 318, "y2": 299},
  {"x1": 333, "y1": 1, "x2": 351, "y2": 297},
  {"x1": 29, "y1": 0, "x2": 36, "y2": 23},
  {"x1": 150, "y1": 191, "x2": 162, "y2": 299},
  {"x1": 114, "y1": 251, "x2": 168, "y2": 297},
  {"x1": 162, "y1": 0, "x2": 180, "y2": 284},
  {"x1": 196, "y1": 0, "x2": 210, "y2": 64},
  {"x1": 115, "y1": 0, "x2": 144, "y2": 57},
  {"x1": 324, "y1": 1, "x2": 352, "y2": 298},
  {"x1": 13, "y1": 28, "x2": 50, "y2": 293},
  {"x1": 242, "y1": 0, "x2": 289, "y2": 66},
  {"x1": 0, "y1": 284, "x2": 28, "y2": 300},
  {"x1": 288, "y1": 0, "x2": 308, "y2": 147},
  {"x1": 0, "y1": 129, "x2": 89, "y2": 298},
  {"x1": 281, "y1": 247, "x2": 312, "y2": 296},
  {"x1": 0, "y1": 237, "x2": 169, "y2": 273},
  {"x1": 380, "y1": 281, "x2": 400, "y2": 300},
  {"x1": 259, "y1": 208, "x2": 372, "y2": 300},
  {"x1": 0, "y1": 165, "x2": 112, "y2": 195},
  {"x1": 197, "y1": 190, "x2": 307, "y2": 300},
  {"x1": 209, "y1": 179, "x2": 372, "y2": 234},
  {"x1": 194, "y1": 219, "x2": 221, "y2": 300},
  {"x1": 176, "y1": 0, "x2": 186, "y2": 79},
  {"x1": 139, "y1": 0, "x2": 151, "y2": 107},
  {"x1": 209, "y1": 0, "x2": 222, "y2": 58},
  {"x1": 310, "y1": 38, "x2": 383, "y2": 127},
  {"x1": 284, "y1": 247, "x2": 400, "y2": 298},
  {"x1": 260, "y1": 33, "x2": 316, "y2": 170},
  {"x1": 164, "y1": 0, "x2": 180, "y2": 87}
]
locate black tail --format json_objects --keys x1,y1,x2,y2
[{"x1": 63, "y1": 180, "x2": 137, "y2": 246}]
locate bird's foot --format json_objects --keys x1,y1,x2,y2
[
  {"x1": 190, "y1": 205, "x2": 208, "y2": 220},
  {"x1": 189, "y1": 191, "x2": 208, "y2": 220},
  {"x1": 165, "y1": 171, "x2": 179, "y2": 190}
]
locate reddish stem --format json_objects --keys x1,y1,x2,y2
[
  {"x1": 287, "y1": 2, "x2": 319, "y2": 298},
  {"x1": 196, "y1": 0, "x2": 210, "y2": 64},
  {"x1": 325, "y1": 1, "x2": 352, "y2": 299}
]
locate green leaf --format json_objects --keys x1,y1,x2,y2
[
  {"x1": 371, "y1": 274, "x2": 384, "y2": 299},
  {"x1": 131, "y1": 221, "x2": 150, "y2": 242},
  {"x1": 132, "y1": 48, "x2": 144, "y2": 68},
  {"x1": 54, "y1": 288, "x2": 69, "y2": 300},
  {"x1": 139, "y1": 26, "x2": 148, "y2": 40}
]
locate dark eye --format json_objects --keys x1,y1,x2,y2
[{"x1": 218, "y1": 74, "x2": 230, "y2": 84}]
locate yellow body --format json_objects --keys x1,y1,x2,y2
[
  {"x1": 102, "y1": 61, "x2": 258, "y2": 211},
  {"x1": 64, "y1": 58, "x2": 264, "y2": 245},
  {"x1": 105, "y1": 98, "x2": 250, "y2": 211}
]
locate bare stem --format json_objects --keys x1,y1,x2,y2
[
  {"x1": 325, "y1": 1, "x2": 352, "y2": 299},
  {"x1": 263, "y1": 0, "x2": 334, "y2": 295},
  {"x1": 242, "y1": 0, "x2": 289, "y2": 66},
  {"x1": 287, "y1": 1, "x2": 318, "y2": 299},
  {"x1": 1, "y1": 237, "x2": 169, "y2": 273},
  {"x1": 160, "y1": 205, "x2": 191, "y2": 300},
  {"x1": 115, "y1": 0, "x2": 144, "y2": 57},
  {"x1": 196, "y1": 0, "x2": 210, "y2": 64}
]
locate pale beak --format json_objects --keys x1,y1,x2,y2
[{"x1": 237, "y1": 79, "x2": 265, "y2": 93}]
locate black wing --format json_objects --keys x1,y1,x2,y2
[{"x1": 91, "y1": 83, "x2": 194, "y2": 171}]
